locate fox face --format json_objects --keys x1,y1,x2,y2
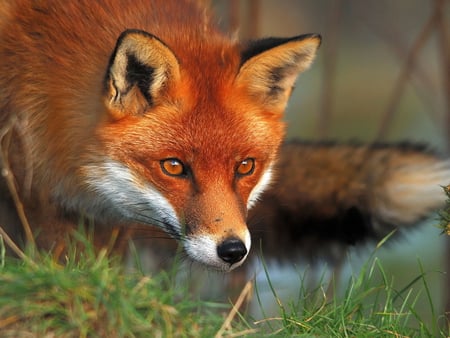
[
  {"x1": 74, "y1": 30, "x2": 320, "y2": 271},
  {"x1": 0, "y1": 0, "x2": 319, "y2": 271}
]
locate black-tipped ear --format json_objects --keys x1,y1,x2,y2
[
  {"x1": 236, "y1": 34, "x2": 321, "y2": 112},
  {"x1": 104, "y1": 29, "x2": 180, "y2": 119}
]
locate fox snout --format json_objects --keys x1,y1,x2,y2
[
  {"x1": 184, "y1": 230, "x2": 251, "y2": 272},
  {"x1": 182, "y1": 192, "x2": 252, "y2": 271}
]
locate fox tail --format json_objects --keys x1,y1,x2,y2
[{"x1": 249, "y1": 141, "x2": 450, "y2": 262}]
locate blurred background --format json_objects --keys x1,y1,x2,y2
[
  {"x1": 207, "y1": 0, "x2": 450, "y2": 324},
  {"x1": 213, "y1": 0, "x2": 447, "y2": 144}
]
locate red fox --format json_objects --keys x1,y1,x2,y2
[{"x1": 0, "y1": 0, "x2": 321, "y2": 271}]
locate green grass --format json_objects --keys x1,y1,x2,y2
[
  {"x1": 251, "y1": 251, "x2": 448, "y2": 337},
  {"x1": 0, "y1": 228, "x2": 448, "y2": 337},
  {"x1": 0, "y1": 231, "x2": 234, "y2": 337}
]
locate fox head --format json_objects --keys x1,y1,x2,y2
[{"x1": 83, "y1": 29, "x2": 320, "y2": 271}]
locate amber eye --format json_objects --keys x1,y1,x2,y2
[
  {"x1": 160, "y1": 158, "x2": 186, "y2": 177},
  {"x1": 236, "y1": 158, "x2": 255, "y2": 176}
]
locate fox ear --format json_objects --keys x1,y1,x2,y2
[
  {"x1": 104, "y1": 29, "x2": 180, "y2": 119},
  {"x1": 236, "y1": 34, "x2": 321, "y2": 112}
]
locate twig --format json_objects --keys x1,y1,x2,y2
[
  {"x1": 229, "y1": 0, "x2": 239, "y2": 34},
  {"x1": 375, "y1": 1, "x2": 442, "y2": 141},
  {"x1": 317, "y1": 0, "x2": 342, "y2": 139},
  {"x1": 435, "y1": 0, "x2": 450, "y2": 146},
  {"x1": 368, "y1": 21, "x2": 441, "y2": 124},
  {"x1": 0, "y1": 116, "x2": 35, "y2": 247},
  {"x1": 229, "y1": 0, "x2": 259, "y2": 40},
  {"x1": 215, "y1": 279, "x2": 255, "y2": 338},
  {"x1": 0, "y1": 226, "x2": 36, "y2": 268},
  {"x1": 247, "y1": 0, "x2": 260, "y2": 39}
]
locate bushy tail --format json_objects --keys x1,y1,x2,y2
[
  {"x1": 373, "y1": 156, "x2": 450, "y2": 233},
  {"x1": 249, "y1": 140, "x2": 450, "y2": 261}
]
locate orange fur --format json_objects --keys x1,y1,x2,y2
[{"x1": 0, "y1": 0, "x2": 320, "y2": 270}]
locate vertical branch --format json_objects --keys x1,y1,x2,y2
[
  {"x1": 436, "y1": 0, "x2": 450, "y2": 148},
  {"x1": 317, "y1": 0, "x2": 342, "y2": 139},
  {"x1": 229, "y1": 0, "x2": 260, "y2": 39},
  {"x1": 369, "y1": 23, "x2": 440, "y2": 123},
  {"x1": 0, "y1": 117, "x2": 35, "y2": 248},
  {"x1": 0, "y1": 226, "x2": 35, "y2": 266},
  {"x1": 229, "y1": 0, "x2": 240, "y2": 34},
  {"x1": 375, "y1": 2, "x2": 441, "y2": 141},
  {"x1": 248, "y1": 0, "x2": 260, "y2": 39}
]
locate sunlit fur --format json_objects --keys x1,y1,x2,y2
[{"x1": 0, "y1": 0, "x2": 319, "y2": 270}]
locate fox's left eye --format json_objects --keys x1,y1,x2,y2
[
  {"x1": 236, "y1": 158, "x2": 255, "y2": 176},
  {"x1": 161, "y1": 158, "x2": 186, "y2": 177}
]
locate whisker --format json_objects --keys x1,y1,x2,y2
[{"x1": 129, "y1": 212, "x2": 186, "y2": 242}]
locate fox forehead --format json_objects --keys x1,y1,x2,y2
[
  {"x1": 180, "y1": 102, "x2": 283, "y2": 156},
  {"x1": 101, "y1": 91, "x2": 283, "y2": 161},
  {"x1": 152, "y1": 121, "x2": 277, "y2": 169}
]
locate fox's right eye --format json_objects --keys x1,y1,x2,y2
[{"x1": 160, "y1": 158, "x2": 186, "y2": 177}]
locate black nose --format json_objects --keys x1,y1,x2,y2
[{"x1": 217, "y1": 238, "x2": 247, "y2": 264}]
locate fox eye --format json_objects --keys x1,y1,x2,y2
[
  {"x1": 236, "y1": 158, "x2": 255, "y2": 176},
  {"x1": 160, "y1": 158, "x2": 186, "y2": 177}
]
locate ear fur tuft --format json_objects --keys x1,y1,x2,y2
[
  {"x1": 104, "y1": 29, "x2": 180, "y2": 119},
  {"x1": 237, "y1": 34, "x2": 321, "y2": 112}
]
